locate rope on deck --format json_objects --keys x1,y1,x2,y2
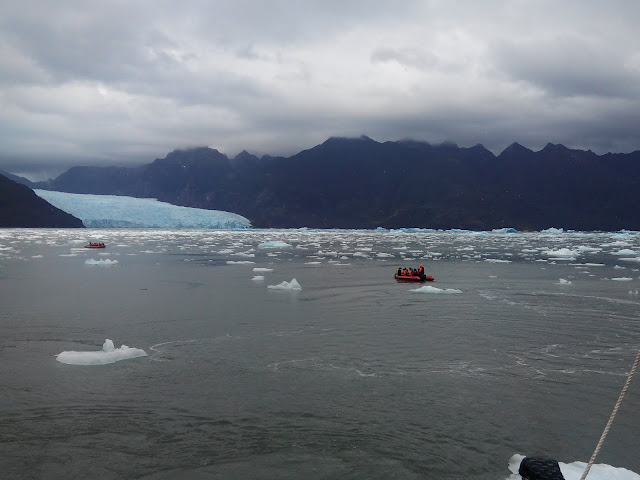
[{"x1": 579, "y1": 346, "x2": 640, "y2": 480}]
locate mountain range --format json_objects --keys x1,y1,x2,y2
[{"x1": 6, "y1": 136, "x2": 640, "y2": 230}]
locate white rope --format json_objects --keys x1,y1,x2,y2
[{"x1": 579, "y1": 347, "x2": 640, "y2": 480}]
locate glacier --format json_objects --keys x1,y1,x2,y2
[{"x1": 34, "y1": 190, "x2": 251, "y2": 229}]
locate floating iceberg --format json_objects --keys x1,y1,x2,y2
[
  {"x1": 56, "y1": 339, "x2": 147, "y2": 365},
  {"x1": 85, "y1": 258, "x2": 118, "y2": 266},
  {"x1": 268, "y1": 278, "x2": 302, "y2": 291},
  {"x1": 544, "y1": 248, "x2": 578, "y2": 260},
  {"x1": 258, "y1": 241, "x2": 292, "y2": 248},
  {"x1": 34, "y1": 189, "x2": 251, "y2": 229}
]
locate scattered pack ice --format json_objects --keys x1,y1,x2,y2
[
  {"x1": 507, "y1": 454, "x2": 640, "y2": 480},
  {"x1": 56, "y1": 339, "x2": 147, "y2": 365},
  {"x1": 35, "y1": 189, "x2": 251, "y2": 229},
  {"x1": 268, "y1": 278, "x2": 302, "y2": 290}
]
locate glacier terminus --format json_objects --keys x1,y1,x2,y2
[{"x1": 34, "y1": 190, "x2": 251, "y2": 229}]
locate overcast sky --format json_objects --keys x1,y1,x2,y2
[{"x1": 2, "y1": 0, "x2": 640, "y2": 177}]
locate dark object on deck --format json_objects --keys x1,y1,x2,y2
[{"x1": 518, "y1": 457, "x2": 566, "y2": 480}]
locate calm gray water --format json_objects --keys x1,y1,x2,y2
[{"x1": 1, "y1": 229, "x2": 639, "y2": 479}]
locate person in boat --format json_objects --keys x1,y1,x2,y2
[
  {"x1": 418, "y1": 264, "x2": 425, "y2": 276},
  {"x1": 397, "y1": 267, "x2": 402, "y2": 276}
]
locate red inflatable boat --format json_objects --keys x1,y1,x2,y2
[
  {"x1": 85, "y1": 242, "x2": 106, "y2": 249},
  {"x1": 394, "y1": 274, "x2": 434, "y2": 282}
]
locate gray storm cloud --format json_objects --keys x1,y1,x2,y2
[{"x1": 1, "y1": 0, "x2": 639, "y2": 175}]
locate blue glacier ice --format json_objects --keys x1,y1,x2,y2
[{"x1": 34, "y1": 190, "x2": 251, "y2": 229}]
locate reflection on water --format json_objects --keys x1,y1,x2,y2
[{"x1": 1, "y1": 229, "x2": 639, "y2": 479}]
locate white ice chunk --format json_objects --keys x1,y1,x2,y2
[
  {"x1": 253, "y1": 267, "x2": 274, "y2": 272},
  {"x1": 611, "y1": 277, "x2": 633, "y2": 281},
  {"x1": 268, "y1": 278, "x2": 302, "y2": 291},
  {"x1": 258, "y1": 241, "x2": 292, "y2": 248},
  {"x1": 226, "y1": 260, "x2": 255, "y2": 264},
  {"x1": 544, "y1": 248, "x2": 578, "y2": 260},
  {"x1": 611, "y1": 249, "x2": 637, "y2": 256},
  {"x1": 410, "y1": 285, "x2": 462, "y2": 294},
  {"x1": 56, "y1": 339, "x2": 147, "y2": 365},
  {"x1": 85, "y1": 258, "x2": 118, "y2": 266},
  {"x1": 251, "y1": 275, "x2": 265, "y2": 281},
  {"x1": 558, "y1": 278, "x2": 572, "y2": 285},
  {"x1": 484, "y1": 259, "x2": 512, "y2": 263}
]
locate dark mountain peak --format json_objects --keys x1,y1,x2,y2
[
  {"x1": 156, "y1": 147, "x2": 229, "y2": 168},
  {"x1": 502, "y1": 142, "x2": 533, "y2": 155},
  {"x1": 321, "y1": 135, "x2": 377, "y2": 147},
  {"x1": 467, "y1": 144, "x2": 495, "y2": 158},
  {"x1": 541, "y1": 142, "x2": 569, "y2": 153},
  {"x1": 497, "y1": 142, "x2": 536, "y2": 161},
  {"x1": 233, "y1": 150, "x2": 259, "y2": 163},
  {"x1": 166, "y1": 146, "x2": 226, "y2": 159}
]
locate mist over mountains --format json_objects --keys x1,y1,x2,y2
[{"x1": 9, "y1": 136, "x2": 640, "y2": 230}]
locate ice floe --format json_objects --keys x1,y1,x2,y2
[
  {"x1": 258, "y1": 241, "x2": 292, "y2": 248},
  {"x1": 611, "y1": 249, "x2": 637, "y2": 255},
  {"x1": 56, "y1": 339, "x2": 147, "y2": 365},
  {"x1": 544, "y1": 248, "x2": 578, "y2": 260},
  {"x1": 268, "y1": 278, "x2": 302, "y2": 291},
  {"x1": 85, "y1": 258, "x2": 118, "y2": 266}
]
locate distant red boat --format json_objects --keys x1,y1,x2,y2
[
  {"x1": 85, "y1": 242, "x2": 106, "y2": 249},
  {"x1": 394, "y1": 274, "x2": 434, "y2": 282}
]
